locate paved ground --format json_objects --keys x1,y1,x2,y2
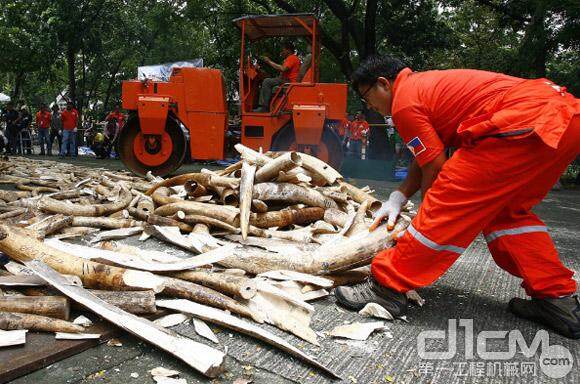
[{"x1": 7, "y1": 156, "x2": 580, "y2": 384}]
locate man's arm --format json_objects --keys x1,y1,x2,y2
[
  {"x1": 398, "y1": 159, "x2": 422, "y2": 199},
  {"x1": 262, "y1": 57, "x2": 287, "y2": 73},
  {"x1": 420, "y1": 151, "x2": 446, "y2": 195},
  {"x1": 398, "y1": 151, "x2": 446, "y2": 199}
]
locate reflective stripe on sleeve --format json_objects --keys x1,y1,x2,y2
[
  {"x1": 485, "y1": 225, "x2": 548, "y2": 243},
  {"x1": 407, "y1": 224, "x2": 466, "y2": 254}
]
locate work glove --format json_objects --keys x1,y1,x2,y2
[{"x1": 371, "y1": 190, "x2": 408, "y2": 231}]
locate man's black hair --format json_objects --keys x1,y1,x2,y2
[
  {"x1": 283, "y1": 41, "x2": 295, "y2": 52},
  {"x1": 351, "y1": 55, "x2": 406, "y2": 92}
]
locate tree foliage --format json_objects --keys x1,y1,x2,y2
[{"x1": 0, "y1": 0, "x2": 577, "y2": 118}]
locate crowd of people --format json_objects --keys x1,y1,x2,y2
[{"x1": 0, "y1": 102, "x2": 124, "y2": 159}]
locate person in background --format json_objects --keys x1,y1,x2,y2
[
  {"x1": 254, "y1": 41, "x2": 301, "y2": 112},
  {"x1": 91, "y1": 131, "x2": 108, "y2": 159},
  {"x1": 48, "y1": 104, "x2": 62, "y2": 156},
  {"x1": 60, "y1": 101, "x2": 79, "y2": 158},
  {"x1": 105, "y1": 104, "x2": 125, "y2": 129},
  {"x1": 104, "y1": 117, "x2": 120, "y2": 158},
  {"x1": 337, "y1": 116, "x2": 350, "y2": 148},
  {"x1": 35, "y1": 103, "x2": 51, "y2": 155},
  {"x1": 348, "y1": 112, "x2": 370, "y2": 158},
  {"x1": 19, "y1": 107, "x2": 32, "y2": 155},
  {"x1": 2, "y1": 102, "x2": 19, "y2": 155}
]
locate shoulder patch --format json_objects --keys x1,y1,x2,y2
[{"x1": 406, "y1": 136, "x2": 426, "y2": 157}]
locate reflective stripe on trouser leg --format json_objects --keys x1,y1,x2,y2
[
  {"x1": 485, "y1": 225, "x2": 548, "y2": 243},
  {"x1": 407, "y1": 224, "x2": 466, "y2": 254},
  {"x1": 371, "y1": 225, "x2": 468, "y2": 292}
]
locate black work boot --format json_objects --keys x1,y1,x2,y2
[
  {"x1": 509, "y1": 295, "x2": 580, "y2": 339},
  {"x1": 335, "y1": 276, "x2": 408, "y2": 317}
]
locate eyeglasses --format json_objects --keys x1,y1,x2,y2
[{"x1": 359, "y1": 81, "x2": 376, "y2": 104}]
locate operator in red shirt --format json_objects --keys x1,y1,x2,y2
[
  {"x1": 335, "y1": 55, "x2": 580, "y2": 339},
  {"x1": 347, "y1": 112, "x2": 370, "y2": 158},
  {"x1": 59, "y1": 101, "x2": 79, "y2": 158},
  {"x1": 35, "y1": 103, "x2": 51, "y2": 156},
  {"x1": 254, "y1": 41, "x2": 301, "y2": 112}
]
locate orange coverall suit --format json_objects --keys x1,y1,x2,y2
[{"x1": 371, "y1": 68, "x2": 580, "y2": 298}]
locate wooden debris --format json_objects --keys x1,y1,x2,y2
[
  {"x1": 0, "y1": 329, "x2": 27, "y2": 347},
  {"x1": 39, "y1": 186, "x2": 132, "y2": 216},
  {"x1": 150, "y1": 367, "x2": 180, "y2": 377},
  {"x1": 329, "y1": 321, "x2": 389, "y2": 340},
  {"x1": 0, "y1": 224, "x2": 166, "y2": 292},
  {"x1": 157, "y1": 299, "x2": 340, "y2": 379},
  {"x1": 358, "y1": 303, "x2": 395, "y2": 321},
  {"x1": 248, "y1": 279, "x2": 318, "y2": 345},
  {"x1": 239, "y1": 162, "x2": 256, "y2": 240},
  {"x1": 0, "y1": 153, "x2": 411, "y2": 381},
  {"x1": 253, "y1": 182, "x2": 338, "y2": 209},
  {"x1": 88, "y1": 226, "x2": 143, "y2": 243},
  {"x1": 0, "y1": 296, "x2": 71, "y2": 320},
  {"x1": 0, "y1": 312, "x2": 84, "y2": 333},
  {"x1": 172, "y1": 270, "x2": 257, "y2": 300},
  {"x1": 26, "y1": 214, "x2": 73, "y2": 238},
  {"x1": 254, "y1": 152, "x2": 301, "y2": 183},
  {"x1": 24, "y1": 260, "x2": 226, "y2": 378},
  {"x1": 73, "y1": 315, "x2": 93, "y2": 327},
  {"x1": 258, "y1": 270, "x2": 333, "y2": 288},
  {"x1": 82, "y1": 290, "x2": 157, "y2": 315},
  {"x1": 0, "y1": 275, "x2": 47, "y2": 287},
  {"x1": 154, "y1": 313, "x2": 191, "y2": 328},
  {"x1": 55, "y1": 332, "x2": 101, "y2": 340},
  {"x1": 45, "y1": 238, "x2": 236, "y2": 272},
  {"x1": 193, "y1": 318, "x2": 219, "y2": 343}
]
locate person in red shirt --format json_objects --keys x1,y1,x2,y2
[
  {"x1": 106, "y1": 104, "x2": 125, "y2": 129},
  {"x1": 335, "y1": 55, "x2": 580, "y2": 339},
  {"x1": 347, "y1": 112, "x2": 370, "y2": 158},
  {"x1": 35, "y1": 103, "x2": 52, "y2": 156},
  {"x1": 255, "y1": 41, "x2": 301, "y2": 112},
  {"x1": 60, "y1": 101, "x2": 79, "y2": 158},
  {"x1": 337, "y1": 117, "x2": 349, "y2": 138}
]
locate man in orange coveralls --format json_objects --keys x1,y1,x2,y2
[{"x1": 335, "y1": 56, "x2": 580, "y2": 339}]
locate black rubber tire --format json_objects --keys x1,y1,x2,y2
[
  {"x1": 271, "y1": 121, "x2": 344, "y2": 170},
  {"x1": 119, "y1": 113, "x2": 187, "y2": 177}
]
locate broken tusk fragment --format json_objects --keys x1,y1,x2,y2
[
  {"x1": 329, "y1": 321, "x2": 389, "y2": 341},
  {"x1": 358, "y1": 303, "x2": 395, "y2": 321}
]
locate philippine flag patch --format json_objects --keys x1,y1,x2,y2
[{"x1": 406, "y1": 136, "x2": 426, "y2": 157}]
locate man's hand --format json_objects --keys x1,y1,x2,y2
[
  {"x1": 370, "y1": 190, "x2": 408, "y2": 231},
  {"x1": 260, "y1": 55, "x2": 271, "y2": 64}
]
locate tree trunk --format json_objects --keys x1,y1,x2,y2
[
  {"x1": 66, "y1": 44, "x2": 77, "y2": 105},
  {"x1": 363, "y1": 0, "x2": 378, "y2": 58},
  {"x1": 366, "y1": 108, "x2": 391, "y2": 160},
  {"x1": 103, "y1": 58, "x2": 125, "y2": 113},
  {"x1": 514, "y1": 1, "x2": 548, "y2": 78},
  {"x1": 11, "y1": 71, "x2": 25, "y2": 101}
]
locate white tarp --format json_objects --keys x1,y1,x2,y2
[
  {"x1": 0, "y1": 93, "x2": 10, "y2": 102},
  {"x1": 138, "y1": 60, "x2": 204, "y2": 81}
]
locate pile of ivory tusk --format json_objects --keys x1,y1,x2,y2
[{"x1": 0, "y1": 145, "x2": 414, "y2": 379}]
